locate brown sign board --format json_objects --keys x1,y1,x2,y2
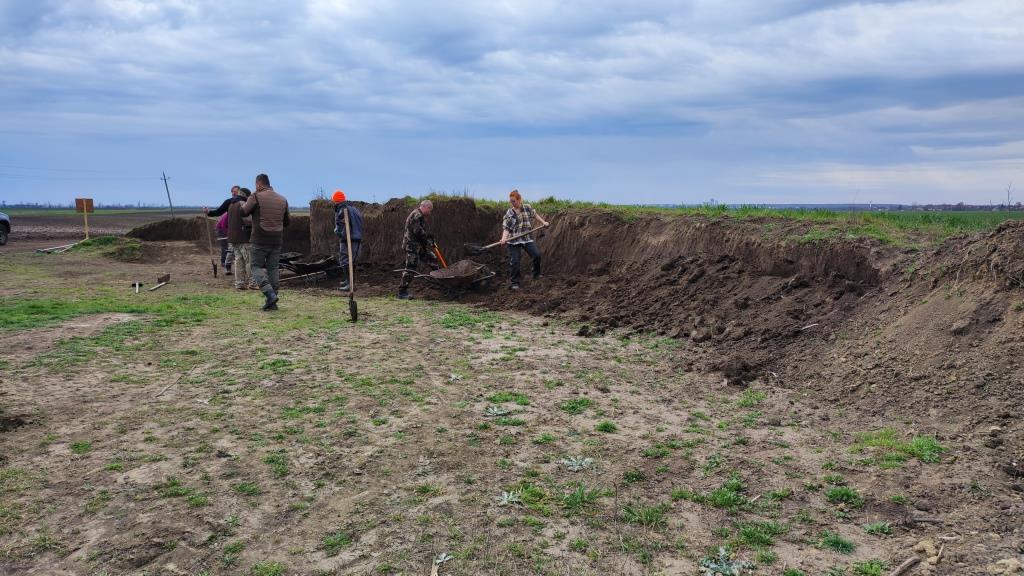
[{"x1": 75, "y1": 198, "x2": 95, "y2": 213}]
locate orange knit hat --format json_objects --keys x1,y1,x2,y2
[{"x1": 332, "y1": 190, "x2": 346, "y2": 203}]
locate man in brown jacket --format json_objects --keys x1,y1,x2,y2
[{"x1": 241, "y1": 173, "x2": 290, "y2": 311}]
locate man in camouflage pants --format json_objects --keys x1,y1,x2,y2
[{"x1": 397, "y1": 199, "x2": 438, "y2": 300}]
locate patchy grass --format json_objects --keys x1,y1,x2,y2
[
  {"x1": 69, "y1": 441, "x2": 92, "y2": 455},
  {"x1": 69, "y1": 236, "x2": 142, "y2": 261},
  {"x1": 0, "y1": 247, "x2": 956, "y2": 574},
  {"x1": 863, "y1": 521, "x2": 892, "y2": 535},
  {"x1": 851, "y1": 559, "x2": 888, "y2": 575},
  {"x1": 819, "y1": 530, "x2": 856, "y2": 554},
  {"x1": 558, "y1": 397, "x2": 593, "y2": 415},
  {"x1": 322, "y1": 531, "x2": 353, "y2": 556},
  {"x1": 852, "y1": 428, "x2": 947, "y2": 467},
  {"x1": 621, "y1": 503, "x2": 668, "y2": 529},
  {"x1": 826, "y1": 486, "x2": 864, "y2": 508},
  {"x1": 487, "y1": 391, "x2": 530, "y2": 405},
  {"x1": 423, "y1": 193, "x2": 1024, "y2": 243}
]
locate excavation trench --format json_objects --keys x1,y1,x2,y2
[{"x1": 129, "y1": 198, "x2": 889, "y2": 382}]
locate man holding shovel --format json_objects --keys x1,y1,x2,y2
[
  {"x1": 332, "y1": 189, "x2": 363, "y2": 292},
  {"x1": 397, "y1": 200, "x2": 439, "y2": 300},
  {"x1": 500, "y1": 190, "x2": 549, "y2": 290}
]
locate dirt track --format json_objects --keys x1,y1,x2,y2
[{"x1": 2, "y1": 205, "x2": 1023, "y2": 575}]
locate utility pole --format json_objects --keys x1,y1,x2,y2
[
  {"x1": 1008, "y1": 182, "x2": 1014, "y2": 212},
  {"x1": 162, "y1": 171, "x2": 175, "y2": 218}
]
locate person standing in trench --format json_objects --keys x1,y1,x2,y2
[
  {"x1": 499, "y1": 189, "x2": 548, "y2": 291},
  {"x1": 397, "y1": 200, "x2": 438, "y2": 300}
]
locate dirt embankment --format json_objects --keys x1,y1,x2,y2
[
  {"x1": 128, "y1": 215, "x2": 310, "y2": 254},
  {"x1": 126, "y1": 200, "x2": 1024, "y2": 418},
  {"x1": 127, "y1": 199, "x2": 881, "y2": 375}
]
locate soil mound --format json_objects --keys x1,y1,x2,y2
[
  {"x1": 127, "y1": 217, "x2": 205, "y2": 242},
  {"x1": 128, "y1": 200, "x2": 1024, "y2": 414},
  {"x1": 128, "y1": 215, "x2": 311, "y2": 253}
]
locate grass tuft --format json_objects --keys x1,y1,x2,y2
[{"x1": 819, "y1": 530, "x2": 856, "y2": 554}]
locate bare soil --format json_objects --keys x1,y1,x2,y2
[{"x1": 0, "y1": 206, "x2": 1022, "y2": 575}]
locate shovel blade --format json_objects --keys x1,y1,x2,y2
[
  {"x1": 463, "y1": 243, "x2": 485, "y2": 256},
  {"x1": 349, "y1": 298, "x2": 358, "y2": 322}
]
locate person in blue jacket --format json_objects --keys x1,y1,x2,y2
[{"x1": 332, "y1": 189, "x2": 363, "y2": 292}]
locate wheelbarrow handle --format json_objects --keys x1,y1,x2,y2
[{"x1": 393, "y1": 268, "x2": 431, "y2": 278}]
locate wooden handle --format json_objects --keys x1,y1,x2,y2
[
  {"x1": 487, "y1": 222, "x2": 549, "y2": 249},
  {"x1": 343, "y1": 208, "x2": 356, "y2": 295}
]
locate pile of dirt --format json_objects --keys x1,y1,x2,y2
[
  {"x1": 126, "y1": 217, "x2": 206, "y2": 242},
  {"x1": 128, "y1": 200, "x2": 885, "y2": 383},
  {"x1": 128, "y1": 199, "x2": 1024, "y2": 418},
  {"x1": 127, "y1": 215, "x2": 311, "y2": 254},
  {"x1": 935, "y1": 219, "x2": 1024, "y2": 290}
]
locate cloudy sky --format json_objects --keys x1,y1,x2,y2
[{"x1": 1, "y1": 0, "x2": 1022, "y2": 206}]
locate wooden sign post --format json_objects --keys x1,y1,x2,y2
[{"x1": 75, "y1": 198, "x2": 94, "y2": 239}]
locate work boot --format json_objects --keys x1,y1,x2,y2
[
  {"x1": 338, "y1": 281, "x2": 350, "y2": 292},
  {"x1": 261, "y1": 287, "x2": 279, "y2": 311},
  {"x1": 397, "y1": 291, "x2": 412, "y2": 300},
  {"x1": 510, "y1": 284, "x2": 520, "y2": 291}
]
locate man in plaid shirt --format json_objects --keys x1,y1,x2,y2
[{"x1": 500, "y1": 189, "x2": 549, "y2": 290}]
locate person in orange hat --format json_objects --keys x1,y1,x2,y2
[{"x1": 332, "y1": 189, "x2": 363, "y2": 292}]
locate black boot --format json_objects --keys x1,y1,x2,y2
[{"x1": 261, "y1": 287, "x2": 279, "y2": 311}]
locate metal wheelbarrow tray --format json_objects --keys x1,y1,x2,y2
[{"x1": 395, "y1": 259, "x2": 496, "y2": 295}]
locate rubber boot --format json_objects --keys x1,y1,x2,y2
[{"x1": 261, "y1": 286, "x2": 279, "y2": 311}]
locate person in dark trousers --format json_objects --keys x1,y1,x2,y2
[
  {"x1": 332, "y1": 189, "x2": 363, "y2": 292},
  {"x1": 227, "y1": 188, "x2": 255, "y2": 290},
  {"x1": 500, "y1": 189, "x2": 549, "y2": 290},
  {"x1": 241, "y1": 174, "x2": 290, "y2": 311},
  {"x1": 397, "y1": 199, "x2": 438, "y2": 300},
  {"x1": 204, "y1": 185, "x2": 240, "y2": 275}
]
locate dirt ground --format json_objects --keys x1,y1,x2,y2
[
  {"x1": 1, "y1": 212, "x2": 1022, "y2": 576},
  {"x1": 5, "y1": 211, "x2": 205, "y2": 242}
]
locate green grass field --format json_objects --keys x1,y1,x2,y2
[{"x1": 420, "y1": 194, "x2": 1024, "y2": 245}]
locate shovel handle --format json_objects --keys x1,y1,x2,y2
[
  {"x1": 485, "y1": 222, "x2": 549, "y2": 250},
  {"x1": 433, "y1": 244, "x2": 448, "y2": 268}
]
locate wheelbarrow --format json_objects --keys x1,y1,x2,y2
[{"x1": 394, "y1": 259, "x2": 496, "y2": 297}]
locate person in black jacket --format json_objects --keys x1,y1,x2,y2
[
  {"x1": 332, "y1": 189, "x2": 363, "y2": 292},
  {"x1": 203, "y1": 185, "x2": 241, "y2": 275},
  {"x1": 397, "y1": 200, "x2": 438, "y2": 300},
  {"x1": 227, "y1": 188, "x2": 255, "y2": 290}
]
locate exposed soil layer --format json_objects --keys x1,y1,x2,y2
[
  {"x1": 5, "y1": 211, "x2": 204, "y2": 241},
  {"x1": 128, "y1": 215, "x2": 311, "y2": 254},
  {"x1": 5, "y1": 208, "x2": 1024, "y2": 575},
  {"x1": 125, "y1": 200, "x2": 1024, "y2": 419}
]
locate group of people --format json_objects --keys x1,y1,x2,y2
[
  {"x1": 207, "y1": 175, "x2": 548, "y2": 310},
  {"x1": 204, "y1": 173, "x2": 290, "y2": 311}
]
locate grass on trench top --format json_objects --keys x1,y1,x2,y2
[{"x1": 416, "y1": 192, "x2": 1024, "y2": 243}]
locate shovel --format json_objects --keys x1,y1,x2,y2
[
  {"x1": 464, "y1": 222, "x2": 549, "y2": 255},
  {"x1": 203, "y1": 215, "x2": 218, "y2": 277},
  {"x1": 343, "y1": 207, "x2": 358, "y2": 322},
  {"x1": 432, "y1": 244, "x2": 448, "y2": 268},
  {"x1": 149, "y1": 273, "x2": 171, "y2": 291}
]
